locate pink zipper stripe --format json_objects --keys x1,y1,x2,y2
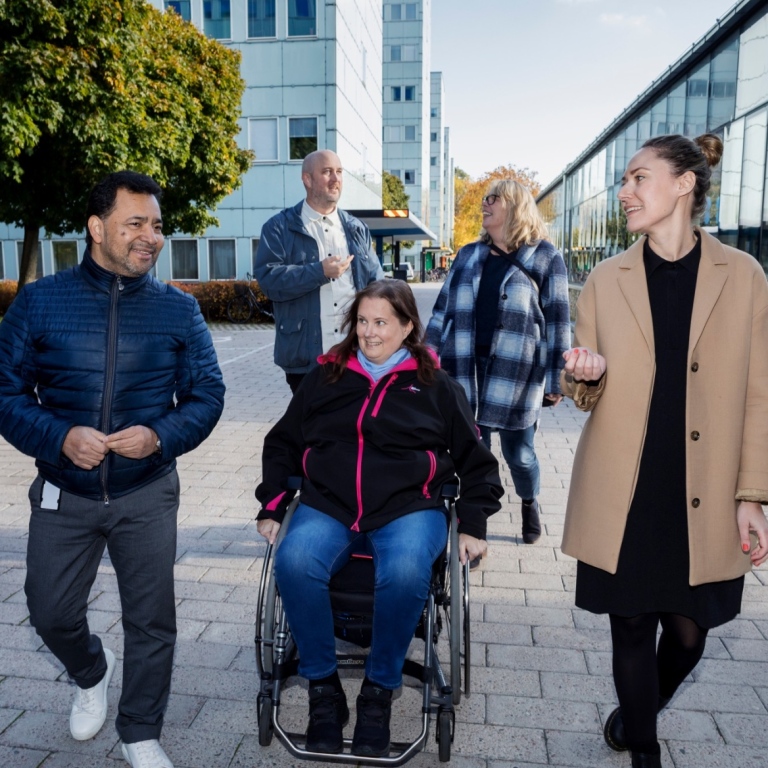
[
  {"x1": 302, "y1": 447, "x2": 311, "y2": 477},
  {"x1": 422, "y1": 450, "x2": 437, "y2": 498},
  {"x1": 371, "y1": 374, "x2": 398, "y2": 417},
  {"x1": 352, "y1": 393, "x2": 373, "y2": 531},
  {"x1": 265, "y1": 492, "x2": 286, "y2": 512}
]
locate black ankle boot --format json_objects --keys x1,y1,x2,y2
[
  {"x1": 306, "y1": 683, "x2": 349, "y2": 753},
  {"x1": 631, "y1": 750, "x2": 662, "y2": 768},
  {"x1": 604, "y1": 696, "x2": 671, "y2": 752},
  {"x1": 521, "y1": 499, "x2": 541, "y2": 544},
  {"x1": 352, "y1": 680, "x2": 392, "y2": 757}
]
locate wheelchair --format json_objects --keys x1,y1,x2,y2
[{"x1": 255, "y1": 480, "x2": 471, "y2": 764}]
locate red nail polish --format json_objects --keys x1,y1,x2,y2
[{"x1": 742, "y1": 543, "x2": 750, "y2": 552}]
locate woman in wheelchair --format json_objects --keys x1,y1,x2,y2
[{"x1": 256, "y1": 279, "x2": 502, "y2": 757}]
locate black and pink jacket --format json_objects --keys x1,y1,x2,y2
[{"x1": 256, "y1": 354, "x2": 503, "y2": 538}]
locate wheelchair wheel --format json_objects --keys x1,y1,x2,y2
[
  {"x1": 447, "y1": 509, "x2": 462, "y2": 704},
  {"x1": 436, "y1": 708, "x2": 453, "y2": 762},
  {"x1": 257, "y1": 696, "x2": 273, "y2": 746},
  {"x1": 227, "y1": 296, "x2": 253, "y2": 323}
]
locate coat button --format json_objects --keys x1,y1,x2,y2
[
  {"x1": 691, "y1": 362, "x2": 699, "y2": 372},
  {"x1": 691, "y1": 498, "x2": 700, "y2": 508},
  {"x1": 501, "y1": 294, "x2": 508, "y2": 300},
  {"x1": 691, "y1": 431, "x2": 700, "y2": 441},
  {"x1": 497, "y1": 323, "x2": 504, "y2": 329}
]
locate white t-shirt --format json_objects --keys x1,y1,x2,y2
[{"x1": 301, "y1": 200, "x2": 357, "y2": 353}]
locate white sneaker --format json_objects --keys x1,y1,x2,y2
[
  {"x1": 121, "y1": 740, "x2": 174, "y2": 768},
  {"x1": 69, "y1": 647, "x2": 116, "y2": 740}
]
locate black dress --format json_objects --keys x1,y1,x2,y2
[{"x1": 575, "y1": 237, "x2": 744, "y2": 629}]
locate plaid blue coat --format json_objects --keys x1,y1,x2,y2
[{"x1": 426, "y1": 240, "x2": 571, "y2": 431}]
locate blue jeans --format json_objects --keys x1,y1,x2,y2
[
  {"x1": 478, "y1": 424, "x2": 540, "y2": 501},
  {"x1": 274, "y1": 503, "x2": 448, "y2": 689}
]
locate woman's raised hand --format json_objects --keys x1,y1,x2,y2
[{"x1": 563, "y1": 347, "x2": 607, "y2": 383}]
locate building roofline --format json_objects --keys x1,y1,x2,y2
[{"x1": 537, "y1": 0, "x2": 766, "y2": 200}]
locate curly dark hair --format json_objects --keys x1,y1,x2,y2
[
  {"x1": 640, "y1": 133, "x2": 723, "y2": 220},
  {"x1": 326, "y1": 279, "x2": 437, "y2": 384}
]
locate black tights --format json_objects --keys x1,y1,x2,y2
[{"x1": 609, "y1": 612, "x2": 708, "y2": 753}]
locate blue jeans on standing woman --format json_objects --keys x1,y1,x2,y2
[
  {"x1": 274, "y1": 503, "x2": 448, "y2": 690},
  {"x1": 476, "y1": 356, "x2": 540, "y2": 501}
]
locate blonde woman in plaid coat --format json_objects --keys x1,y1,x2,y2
[{"x1": 426, "y1": 179, "x2": 570, "y2": 550}]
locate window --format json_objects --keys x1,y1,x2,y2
[
  {"x1": 171, "y1": 240, "x2": 199, "y2": 280},
  {"x1": 248, "y1": 0, "x2": 276, "y2": 38},
  {"x1": 251, "y1": 238, "x2": 261, "y2": 273},
  {"x1": 53, "y1": 241, "x2": 78, "y2": 272},
  {"x1": 389, "y1": 45, "x2": 401, "y2": 62},
  {"x1": 388, "y1": 169, "x2": 401, "y2": 179},
  {"x1": 16, "y1": 241, "x2": 43, "y2": 279},
  {"x1": 203, "y1": 0, "x2": 231, "y2": 39},
  {"x1": 391, "y1": 86, "x2": 402, "y2": 101},
  {"x1": 737, "y1": 13, "x2": 768, "y2": 117},
  {"x1": 404, "y1": 85, "x2": 415, "y2": 101},
  {"x1": 165, "y1": 0, "x2": 191, "y2": 20},
  {"x1": 430, "y1": 107, "x2": 437, "y2": 117},
  {"x1": 708, "y1": 38, "x2": 738, "y2": 129},
  {"x1": 402, "y1": 45, "x2": 417, "y2": 61},
  {"x1": 404, "y1": 170, "x2": 415, "y2": 185},
  {"x1": 430, "y1": 132, "x2": 437, "y2": 142},
  {"x1": 405, "y1": 3, "x2": 417, "y2": 20},
  {"x1": 430, "y1": 180, "x2": 438, "y2": 190},
  {"x1": 289, "y1": 117, "x2": 318, "y2": 160},
  {"x1": 288, "y1": 0, "x2": 316, "y2": 36},
  {"x1": 390, "y1": 3, "x2": 401, "y2": 20},
  {"x1": 404, "y1": 125, "x2": 416, "y2": 141},
  {"x1": 430, "y1": 156, "x2": 437, "y2": 166},
  {"x1": 384, "y1": 125, "x2": 402, "y2": 142},
  {"x1": 209, "y1": 239, "x2": 237, "y2": 280},
  {"x1": 249, "y1": 118, "x2": 278, "y2": 162}
]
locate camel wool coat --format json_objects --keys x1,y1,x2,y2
[{"x1": 561, "y1": 229, "x2": 768, "y2": 586}]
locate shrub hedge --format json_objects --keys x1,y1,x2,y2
[{"x1": 0, "y1": 279, "x2": 273, "y2": 324}]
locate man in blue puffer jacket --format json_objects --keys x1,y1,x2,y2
[{"x1": 0, "y1": 172, "x2": 225, "y2": 768}]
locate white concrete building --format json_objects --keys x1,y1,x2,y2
[
  {"x1": 0, "y1": 0, "x2": 383, "y2": 282},
  {"x1": 382, "y1": 0, "x2": 432, "y2": 264},
  {"x1": 442, "y1": 126, "x2": 455, "y2": 252},
  {"x1": 429, "y1": 72, "x2": 445, "y2": 250}
]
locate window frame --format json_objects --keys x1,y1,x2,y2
[
  {"x1": 208, "y1": 238, "x2": 238, "y2": 281},
  {"x1": 248, "y1": 117, "x2": 279, "y2": 163},
  {"x1": 246, "y1": 0, "x2": 277, "y2": 40},
  {"x1": 288, "y1": 116, "x2": 319, "y2": 162},
  {"x1": 170, "y1": 239, "x2": 200, "y2": 282}
]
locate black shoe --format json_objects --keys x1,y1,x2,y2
[
  {"x1": 604, "y1": 697, "x2": 670, "y2": 752},
  {"x1": 521, "y1": 499, "x2": 541, "y2": 544},
  {"x1": 352, "y1": 681, "x2": 392, "y2": 757},
  {"x1": 306, "y1": 684, "x2": 349, "y2": 753},
  {"x1": 631, "y1": 750, "x2": 662, "y2": 768}
]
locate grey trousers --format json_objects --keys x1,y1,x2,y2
[{"x1": 25, "y1": 470, "x2": 180, "y2": 744}]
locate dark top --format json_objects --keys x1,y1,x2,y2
[
  {"x1": 475, "y1": 249, "x2": 514, "y2": 357},
  {"x1": 576, "y1": 235, "x2": 743, "y2": 628}
]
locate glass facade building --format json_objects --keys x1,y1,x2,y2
[{"x1": 537, "y1": 0, "x2": 768, "y2": 286}]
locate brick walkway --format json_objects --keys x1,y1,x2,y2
[{"x1": 0, "y1": 283, "x2": 766, "y2": 767}]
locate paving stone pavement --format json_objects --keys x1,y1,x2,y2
[{"x1": 0, "y1": 282, "x2": 766, "y2": 767}]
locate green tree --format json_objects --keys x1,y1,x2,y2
[
  {"x1": 0, "y1": 0, "x2": 252, "y2": 289},
  {"x1": 382, "y1": 171, "x2": 409, "y2": 210}
]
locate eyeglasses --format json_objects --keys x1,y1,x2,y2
[{"x1": 482, "y1": 194, "x2": 500, "y2": 206}]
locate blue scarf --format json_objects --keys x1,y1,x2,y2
[{"x1": 356, "y1": 347, "x2": 410, "y2": 382}]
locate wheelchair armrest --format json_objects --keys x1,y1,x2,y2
[
  {"x1": 285, "y1": 476, "x2": 303, "y2": 491},
  {"x1": 440, "y1": 478, "x2": 459, "y2": 500}
]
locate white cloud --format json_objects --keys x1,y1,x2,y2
[{"x1": 599, "y1": 13, "x2": 649, "y2": 28}]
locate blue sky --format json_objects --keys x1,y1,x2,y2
[{"x1": 431, "y1": 0, "x2": 739, "y2": 187}]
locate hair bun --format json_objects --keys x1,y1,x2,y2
[{"x1": 695, "y1": 133, "x2": 724, "y2": 168}]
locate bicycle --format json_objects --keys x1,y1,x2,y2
[{"x1": 227, "y1": 273, "x2": 274, "y2": 323}]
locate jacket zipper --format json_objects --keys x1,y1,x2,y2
[
  {"x1": 100, "y1": 275, "x2": 123, "y2": 506},
  {"x1": 371, "y1": 374, "x2": 397, "y2": 417},
  {"x1": 422, "y1": 450, "x2": 436, "y2": 498}
]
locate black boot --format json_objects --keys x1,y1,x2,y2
[
  {"x1": 604, "y1": 696, "x2": 671, "y2": 752},
  {"x1": 521, "y1": 499, "x2": 541, "y2": 544},
  {"x1": 352, "y1": 679, "x2": 393, "y2": 757},
  {"x1": 631, "y1": 750, "x2": 662, "y2": 768},
  {"x1": 306, "y1": 682, "x2": 349, "y2": 753}
]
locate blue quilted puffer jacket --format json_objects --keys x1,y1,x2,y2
[{"x1": 0, "y1": 251, "x2": 225, "y2": 501}]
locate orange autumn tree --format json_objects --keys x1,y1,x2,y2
[{"x1": 453, "y1": 165, "x2": 540, "y2": 251}]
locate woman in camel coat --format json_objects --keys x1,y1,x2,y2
[{"x1": 561, "y1": 133, "x2": 768, "y2": 768}]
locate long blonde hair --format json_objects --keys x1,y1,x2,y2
[{"x1": 480, "y1": 179, "x2": 548, "y2": 251}]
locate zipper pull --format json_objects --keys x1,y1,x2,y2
[
  {"x1": 117, "y1": 276, "x2": 124, "y2": 292},
  {"x1": 103, "y1": 494, "x2": 110, "y2": 507}
]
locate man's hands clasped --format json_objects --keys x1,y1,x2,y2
[{"x1": 62, "y1": 425, "x2": 159, "y2": 469}]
